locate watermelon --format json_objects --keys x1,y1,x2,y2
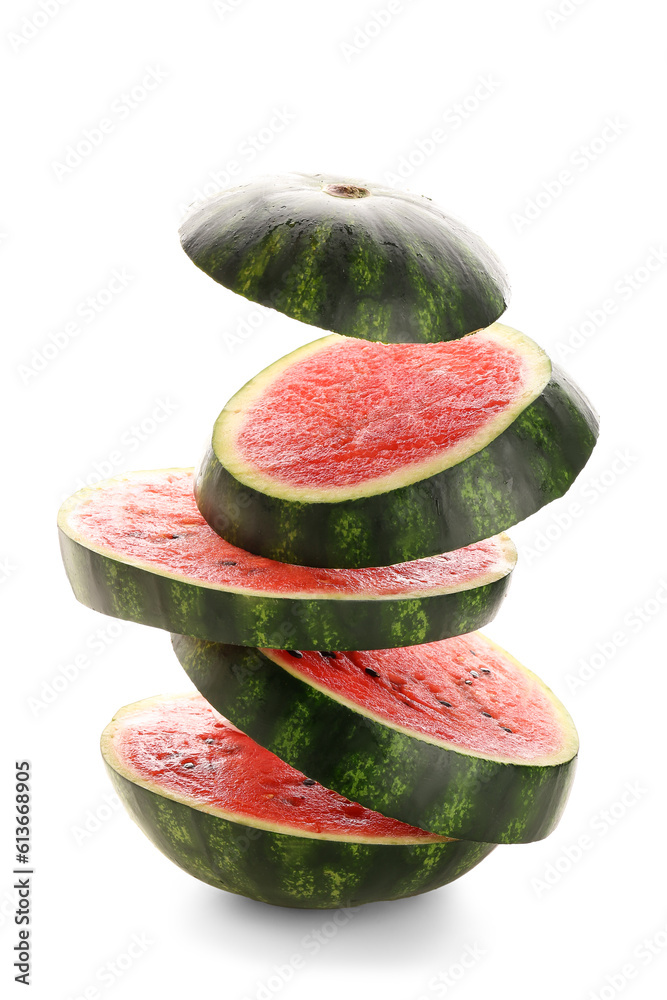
[
  {"x1": 195, "y1": 323, "x2": 598, "y2": 567},
  {"x1": 171, "y1": 634, "x2": 579, "y2": 844},
  {"x1": 179, "y1": 172, "x2": 510, "y2": 344},
  {"x1": 102, "y1": 693, "x2": 495, "y2": 908},
  {"x1": 57, "y1": 469, "x2": 516, "y2": 650}
]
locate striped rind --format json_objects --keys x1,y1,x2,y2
[
  {"x1": 57, "y1": 516, "x2": 515, "y2": 651},
  {"x1": 103, "y1": 711, "x2": 494, "y2": 909},
  {"x1": 171, "y1": 637, "x2": 578, "y2": 844},
  {"x1": 195, "y1": 362, "x2": 599, "y2": 568},
  {"x1": 179, "y1": 172, "x2": 510, "y2": 344}
]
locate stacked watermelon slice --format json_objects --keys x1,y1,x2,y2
[{"x1": 59, "y1": 174, "x2": 598, "y2": 908}]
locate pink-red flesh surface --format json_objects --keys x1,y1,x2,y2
[
  {"x1": 267, "y1": 637, "x2": 567, "y2": 762},
  {"x1": 66, "y1": 470, "x2": 511, "y2": 596},
  {"x1": 112, "y1": 696, "x2": 447, "y2": 840},
  {"x1": 236, "y1": 336, "x2": 528, "y2": 488}
]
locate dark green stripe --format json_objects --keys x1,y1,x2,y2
[
  {"x1": 195, "y1": 366, "x2": 599, "y2": 568},
  {"x1": 106, "y1": 765, "x2": 494, "y2": 909},
  {"x1": 171, "y1": 638, "x2": 577, "y2": 845}
]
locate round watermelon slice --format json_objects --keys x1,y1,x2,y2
[
  {"x1": 171, "y1": 633, "x2": 579, "y2": 844},
  {"x1": 57, "y1": 469, "x2": 516, "y2": 650},
  {"x1": 195, "y1": 323, "x2": 598, "y2": 567},
  {"x1": 102, "y1": 693, "x2": 495, "y2": 908},
  {"x1": 179, "y1": 172, "x2": 510, "y2": 344}
]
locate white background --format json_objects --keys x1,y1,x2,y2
[{"x1": 2, "y1": 1, "x2": 666, "y2": 998}]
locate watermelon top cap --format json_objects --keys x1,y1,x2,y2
[
  {"x1": 179, "y1": 172, "x2": 510, "y2": 344},
  {"x1": 210, "y1": 323, "x2": 551, "y2": 503}
]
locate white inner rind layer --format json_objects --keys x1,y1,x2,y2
[
  {"x1": 214, "y1": 323, "x2": 552, "y2": 502},
  {"x1": 264, "y1": 635, "x2": 579, "y2": 768},
  {"x1": 57, "y1": 470, "x2": 517, "y2": 601},
  {"x1": 101, "y1": 694, "x2": 451, "y2": 845}
]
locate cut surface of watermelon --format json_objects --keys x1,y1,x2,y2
[
  {"x1": 215, "y1": 324, "x2": 550, "y2": 501},
  {"x1": 57, "y1": 469, "x2": 516, "y2": 649},
  {"x1": 104, "y1": 693, "x2": 445, "y2": 843},
  {"x1": 265, "y1": 638, "x2": 575, "y2": 767}
]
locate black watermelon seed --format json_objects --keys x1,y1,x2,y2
[
  {"x1": 286, "y1": 650, "x2": 303, "y2": 658},
  {"x1": 438, "y1": 700, "x2": 452, "y2": 707},
  {"x1": 205, "y1": 738, "x2": 215, "y2": 744},
  {"x1": 302, "y1": 778, "x2": 316, "y2": 786},
  {"x1": 481, "y1": 668, "x2": 491, "y2": 674},
  {"x1": 464, "y1": 679, "x2": 473, "y2": 685},
  {"x1": 481, "y1": 711, "x2": 492, "y2": 718},
  {"x1": 219, "y1": 560, "x2": 237, "y2": 566},
  {"x1": 320, "y1": 651, "x2": 336, "y2": 659},
  {"x1": 502, "y1": 726, "x2": 513, "y2": 733},
  {"x1": 365, "y1": 667, "x2": 380, "y2": 677},
  {"x1": 183, "y1": 762, "x2": 195, "y2": 768},
  {"x1": 470, "y1": 670, "x2": 479, "y2": 678}
]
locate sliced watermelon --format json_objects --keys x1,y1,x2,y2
[
  {"x1": 179, "y1": 172, "x2": 510, "y2": 344},
  {"x1": 171, "y1": 633, "x2": 579, "y2": 844},
  {"x1": 195, "y1": 323, "x2": 598, "y2": 567},
  {"x1": 102, "y1": 694, "x2": 495, "y2": 908},
  {"x1": 57, "y1": 469, "x2": 516, "y2": 650}
]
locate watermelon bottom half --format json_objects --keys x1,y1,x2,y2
[{"x1": 102, "y1": 694, "x2": 495, "y2": 909}]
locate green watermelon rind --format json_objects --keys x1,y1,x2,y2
[
  {"x1": 102, "y1": 697, "x2": 495, "y2": 909},
  {"x1": 171, "y1": 636, "x2": 578, "y2": 845},
  {"x1": 179, "y1": 172, "x2": 510, "y2": 345}
]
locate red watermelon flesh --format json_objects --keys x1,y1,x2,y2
[
  {"x1": 265, "y1": 635, "x2": 577, "y2": 766},
  {"x1": 220, "y1": 325, "x2": 550, "y2": 498},
  {"x1": 105, "y1": 694, "x2": 449, "y2": 843},
  {"x1": 63, "y1": 469, "x2": 514, "y2": 598}
]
